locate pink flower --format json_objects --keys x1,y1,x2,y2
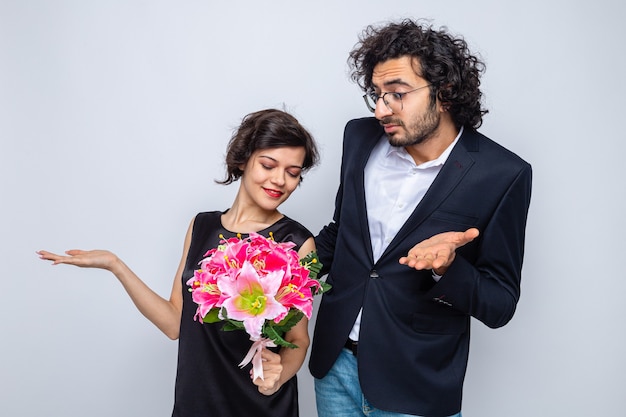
[
  {"x1": 200, "y1": 236, "x2": 250, "y2": 275},
  {"x1": 186, "y1": 232, "x2": 328, "y2": 348},
  {"x1": 218, "y1": 260, "x2": 288, "y2": 340},
  {"x1": 275, "y1": 264, "x2": 320, "y2": 320},
  {"x1": 186, "y1": 269, "x2": 223, "y2": 321},
  {"x1": 246, "y1": 233, "x2": 297, "y2": 276}
]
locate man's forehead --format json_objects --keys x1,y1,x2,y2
[{"x1": 372, "y1": 57, "x2": 423, "y2": 86}]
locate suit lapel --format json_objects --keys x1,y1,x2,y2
[
  {"x1": 379, "y1": 130, "x2": 478, "y2": 261},
  {"x1": 353, "y1": 120, "x2": 385, "y2": 264}
]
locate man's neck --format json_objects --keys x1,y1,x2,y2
[{"x1": 405, "y1": 116, "x2": 459, "y2": 165}]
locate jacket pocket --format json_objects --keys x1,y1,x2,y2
[
  {"x1": 411, "y1": 312, "x2": 468, "y2": 335},
  {"x1": 430, "y1": 209, "x2": 478, "y2": 228}
]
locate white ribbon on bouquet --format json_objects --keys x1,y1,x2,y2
[{"x1": 238, "y1": 338, "x2": 277, "y2": 381}]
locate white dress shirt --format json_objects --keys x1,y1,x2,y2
[{"x1": 348, "y1": 127, "x2": 462, "y2": 341}]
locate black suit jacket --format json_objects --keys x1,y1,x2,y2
[{"x1": 309, "y1": 118, "x2": 532, "y2": 416}]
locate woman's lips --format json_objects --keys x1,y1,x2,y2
[{"x1": 263, "y1": 188, "x2": 283, "y2": 198}]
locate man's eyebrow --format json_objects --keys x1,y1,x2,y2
[{"x1": 372, "y1": 78, "x2": 413, "y2": 90}]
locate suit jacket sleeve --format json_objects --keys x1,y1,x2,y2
[{"x1": 426, "y1": 151, "x2": 532, "y2": 328}]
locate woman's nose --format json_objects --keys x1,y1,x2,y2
[{"x1": 271, "y1": 170, "x2": 285, "y2": 186}]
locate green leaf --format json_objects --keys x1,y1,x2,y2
[
  {"x1": 202, "y1": 308, "x2": 222, "y2": 324},
  {"x1": 314, "y1": 280, "x2": 332, "y2": 296},
  {"x1": 300, "y1": 251, "x2": 323, "y2": 279},
  {"x1": 263, "y1": 324, "x2": 298, "y2": 349},
  {"x1": 222, "y1": 321, "x2": 245, "y2": 332},
  {"x1": 273, "y1": 309, "x2": 304, "y2": 332},
  {"x1": 299, "y1": 251, "x2": 331, "y2": 295}
]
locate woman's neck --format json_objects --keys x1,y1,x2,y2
[{"x1": 221, "y1": 202, "x2": 283, "y2": 234}]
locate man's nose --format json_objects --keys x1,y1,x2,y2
[{"x1": 374, "y1": 98, "x2": 393, "y2": 119}]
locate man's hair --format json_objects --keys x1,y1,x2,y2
[
  {"x1": 217, "y1": 109, "x2": 319, "y2": 185},
  {"x1": 349, "y1": 19, "x2": 488, "y2": 129}
]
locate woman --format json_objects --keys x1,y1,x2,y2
[{"x1": 38, "y1": 109, "x2": 320, "y2": 417}]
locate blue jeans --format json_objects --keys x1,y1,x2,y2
[{"x1": 314, "y1": 348, "x2": 462, "y2": 417}]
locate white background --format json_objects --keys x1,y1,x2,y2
[{"x1": 2, "y1": 1, "x2": 625, "y2": 416}]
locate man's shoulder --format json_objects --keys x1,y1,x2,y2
[
  {"x1": 343, "y1": 117, "x2": 383, "y2": 146},
  {"x1": 345, "y1": 116, "x2": 380, "y2": 133},
  {"x1": 461, "y1": 128, "x2": 531, "y2": 169}
]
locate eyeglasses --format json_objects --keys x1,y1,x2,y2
[{"x1": 362, "y1": 84, "x2": 431, "y2": 113}]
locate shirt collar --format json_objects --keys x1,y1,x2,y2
[{"x1": 385, "y1": 126, "x2": 464, "y2": 168}]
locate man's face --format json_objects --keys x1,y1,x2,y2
[{"x1": 370, "y1": 56, "x2": 440, "y2": 147}]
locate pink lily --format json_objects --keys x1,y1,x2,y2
[
  {"x1": 275, "y1": 264, "x2": 319, "y2": 319},
  {"x1": 201, "y1": 237, "x2": 251, "y2": 274},
  {"x1": 218, "y1": 260, "x2": 288, "y2": 340},
  {"x1": 186, "y1": 269, "x2": 223, "y2": 321},
  {"x1": 246, "y1": 234, "x2": 296, "y2": 276}
]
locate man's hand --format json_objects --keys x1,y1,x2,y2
[{"x1": 399, "y1": 228, "x2": 479, "y2": 275}]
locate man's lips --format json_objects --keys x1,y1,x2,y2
[
  {"x1": 263, "y1": 188, "x2": 284, "y2": 198},
  {"x1": 383, "y1": 124, "x2": 398, "y2": 133},
  {"x1": 381, "y1": 119, "x2": 401, "y2": 133}
]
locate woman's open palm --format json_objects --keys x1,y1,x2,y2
[{"x1": 37, "y1": 249, "x2": 119, "y2": 271}]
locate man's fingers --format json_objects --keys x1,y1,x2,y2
[
  {"x1": 400, "y1": 228, "x2": 479, "y2": 269},
  {"x1": 459, "y1": 228, "x2": 479, "y2": 244}
]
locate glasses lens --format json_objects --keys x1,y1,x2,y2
[
  {"x1": 362, "y1": 92, "x2": 404, "y2": 113},
  {"x1": 384, "y1": 93, "x2": 402, "y2": 112}
]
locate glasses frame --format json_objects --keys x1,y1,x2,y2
[{"x1": 362, "y1": 84, "x2": 431, "y2": 113}]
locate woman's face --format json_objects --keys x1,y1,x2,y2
[{"x1": 239, "y1": 146, "x2": 306, "y2": 212}]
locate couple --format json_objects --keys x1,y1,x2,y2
[{"x1": 38, "y1": 19, "x2": 532, "y2": 417}]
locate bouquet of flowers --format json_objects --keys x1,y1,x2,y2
[{"x1": 186, "y1": 232, "x2": 329, "y2": 379}]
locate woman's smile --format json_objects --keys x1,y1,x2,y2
[{"x1": 263, "y1": 187, "x2": 284, "y2": 198}]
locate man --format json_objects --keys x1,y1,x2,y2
[{"x1": 309, "y1": 19, "x2": 532, "y2": 417}]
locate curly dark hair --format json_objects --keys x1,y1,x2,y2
[
  {"x1": 349, "y1": 19, "x2": 488, "y2": 129},
  {"x1": 217, "y1": 109, "x2": 319, "y2": 185}
]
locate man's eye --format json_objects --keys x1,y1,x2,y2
[{"x1": 390, "y1": 92, "x2": 403, "y2": 100}]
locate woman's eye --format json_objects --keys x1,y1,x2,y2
[{"x1": 287, "y1": 170, "x2": 301, "y2": 178}]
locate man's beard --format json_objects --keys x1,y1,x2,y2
[{"x1": 384, "y1": 103, "x2": 440, "y2": 147}]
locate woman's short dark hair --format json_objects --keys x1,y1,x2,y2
[
  {"x1": 217, "y1": 109, "x2": 319, "y2": 185},
  {"x1": 349, "y1": 19, "x2": 488, "y2": 129}
]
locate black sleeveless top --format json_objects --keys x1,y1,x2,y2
[{"x1": 172, "y1": 211, "x2": 313, "y2": 417}]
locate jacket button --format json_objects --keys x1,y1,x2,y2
[{"x1": 370, "y1": 270, "x2": 379, "y2": 279}]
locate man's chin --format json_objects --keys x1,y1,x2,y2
[
  {"x1": 389, "y1": 133, "x2": 430, "y2": 148},
  {"x1": 387, "y1": 134, "x2": 408, "y2": 147}
]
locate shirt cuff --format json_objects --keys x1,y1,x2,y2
[{"x1": 431, "y1": 269, "x2": 443, "y2": 282}]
